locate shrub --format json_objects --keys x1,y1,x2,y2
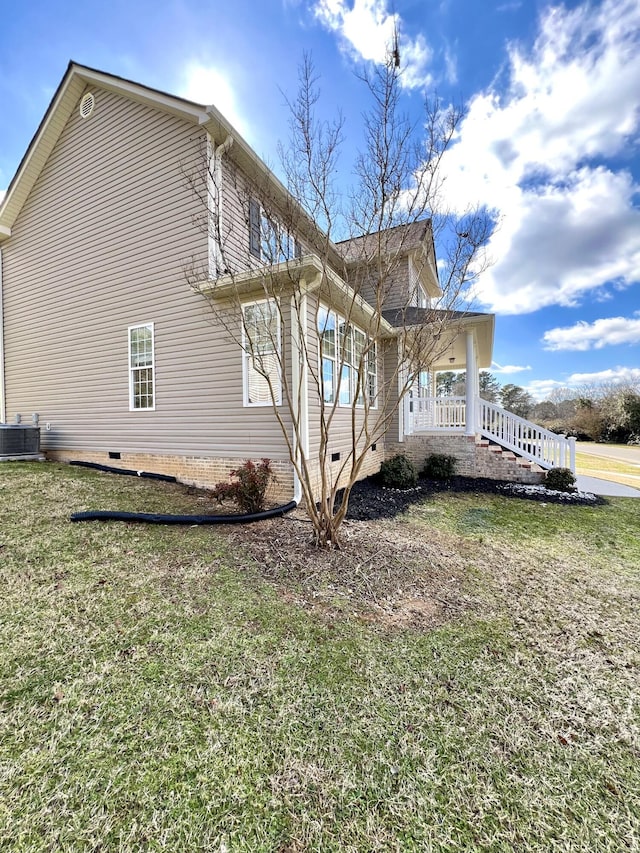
[
  {"x1": 379, "y1": 454, "x2": 418, "y2": 489},
  {"x1": 212, "y1": 458, "x2": 274, "y2": 513},
  {"x1": 421, "y1": 453, "x2": 458, "y2": 480},
  {"x1": 544, "y1": 467, "x2": 576, "y2": 492}
]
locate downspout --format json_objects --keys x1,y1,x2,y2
[
  {"x1": 290, "y1": 292, "x2": 308, "y2": 504},
  {"x1": 398, "y1": 337, "x2": 407, "y2": 441},
  {"x1": 208, "y1": 133, "x2": 234, "y2": 278},
  {"x1": 0, "y1": 248, "x2": 5, "y2": 422}
]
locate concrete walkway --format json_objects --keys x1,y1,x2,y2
[{"x1": 575, "y1": 474, "x2": 640, "y2": 497}]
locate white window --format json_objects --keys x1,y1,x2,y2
[
  {"x1": 418, "y1": 370, "x2": 430, "y2": 396},
  {"x1": 415, "y1": 284, "x2": 429, "y2": 308},
  {"x1": 318, "y1": 305, "x2": 377, "y2": 408},
  {"x1": 242, "y1": 299, "x2": 281, "y2": 406},
  {"x1": 318, "y1": 305, "x2": 337, "y2": 404},
  {"x1": 249, "y1": 199, "x2": 301, "y2": 264},
  {"x1": 409, "y1": 256, "x2": 429, "y2": 308},
  {"x1": 128, "y1": 323, "x2": 155, "y2": 411}
]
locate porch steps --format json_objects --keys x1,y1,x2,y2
[{"x1": 475, "y1": 438, "x2": 546, "y2": 483}]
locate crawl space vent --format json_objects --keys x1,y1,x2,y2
[{"x1": 79, "y1": 92, "x2": 95, "y2": 119}]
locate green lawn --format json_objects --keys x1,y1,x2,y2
[{"x1": 1, "y1": 463, "x2": 639, "y2": 852}]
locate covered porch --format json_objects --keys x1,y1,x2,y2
[
  {"x1": 400, "y1": 316, "x2": 576, "y2": 473},
  {"x1": 404, "y1": 392, "x2": 576, "y2": 471}
]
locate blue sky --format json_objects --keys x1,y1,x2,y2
[{"x1": 1, "y1": 0, "x2": 638, "y2": 400}]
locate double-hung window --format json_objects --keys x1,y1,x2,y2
[
  {"x1": 249, "y1": 199, "x2": 301, "y2": 264},
  {"x1": 409, "y1": 256, "x2": 429, "y2": 308},
  {"x1": 242, "y1": 299, "x2": 281, "y2": 406},
  {"x1": 129, "y1": 323, "x2": 155, "y2": 410},
  {"x1": 318, "y1": 306, "x2": 337, "y2": 404},
  {"x1": 318, "y1": 305, "x2": 377, "y2": 408}
]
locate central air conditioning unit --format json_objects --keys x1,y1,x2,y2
[{"x1": 0, "y1": 425, "x2": 43, "y2": 459}]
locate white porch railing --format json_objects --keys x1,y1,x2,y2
[
  {"x1": 405, "y1": 394, "x2": 576, "y2": 472},
  {"x1": 476, "y1": 399, "x2": 576, "y2": 471},
  {"x1": 405, "y1": 395, "x2": 466, "y2": 433}
]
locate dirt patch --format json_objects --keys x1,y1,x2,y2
[
  {"x1": 227, "y1": 510, "x2": 479, "y2": 631},
  {"x1": 224, "y1": 475, "x2": 603, "y2": 630}
]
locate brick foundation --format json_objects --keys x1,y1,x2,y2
[
  {"x1": 46, "y1": 449, "x2": 295, "y2": 502},
  {"x1": 304, "y1": 446, "x2": 386, "y2": 498},
  {"x1": 46, "y1": 432, "x2": 543, "y2": 506},
  {"x1": 387, "y1": 433, "x2": 545, "y2": 484}
]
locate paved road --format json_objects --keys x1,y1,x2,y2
[
  {"x1": 574, "y1": 442, "x2": 640, "y2": 497},
  {"x1": 576, "y1": 442, "x2": 640, "y2": 465}
]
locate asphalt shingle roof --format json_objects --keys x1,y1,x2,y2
[{"x1": 336, "y1": 220, "x2": 431, "y2": 262}]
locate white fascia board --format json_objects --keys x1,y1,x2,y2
[
  {"x1": 0, "y1": 72, "x2": 84, "y2": 230},
  {"x1": 0, "y1": 63, "x2": 212, "y2": 233},
  {"x1": 197, "y1": 254, "x2": 394, "y2": 335},
  {"x1": 72, "y1": 65, "x2": 207, "y2": 123}
]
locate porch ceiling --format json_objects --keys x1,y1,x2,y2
[
  {"x1": 382, "y1": 308, "x2": 495, "y2": 370},
  {"x1": 431, "y1": 313, "x2": 495, "y2": 370}
]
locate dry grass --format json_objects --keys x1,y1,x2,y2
[{"x1": 1, "y1": 462, "x2": 639, "y2": 851}]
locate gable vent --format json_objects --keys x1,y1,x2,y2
[{"x1": 79, "y1": 92, "x2": 95, "y2": 119}]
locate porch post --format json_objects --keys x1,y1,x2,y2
[{"x1": 465, "y1": 331, "x2": 476, "y2": 436}]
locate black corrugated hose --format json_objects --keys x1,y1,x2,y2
[{"x1": 68, "y1": 460, "x2": 298, "y2": 525}]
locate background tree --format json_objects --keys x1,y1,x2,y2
[
  {"x1": 499, "y1": 384, "x2": 534, "y2": 419},
  {"x1": 529, "y1": 380, "x2": 640, "y2": 442},
  {"x1": 435, "y1": 370, "x2": 499, "y2": 400},
  {"x1": 479, "y1": 371, "x2": 501, "y2": 402},
  {"x1": 529, "y1": 400, "x2": 558, "y2": 424},
  {"x1": 189, "y1": 54, "x2": 494, "y2": 547},
  {"x1": 435, "y1": 371, "x2": 463, "y2": 396}
]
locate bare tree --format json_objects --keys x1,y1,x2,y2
[{"x1": 187, "y1": 54, "x2": 493, "y2": 547}]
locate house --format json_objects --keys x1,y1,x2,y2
[{"x1": 0, "y1": 63, "x2": 574, "y2": 502}]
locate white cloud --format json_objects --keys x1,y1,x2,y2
[
  {"x1": 441, "y1": 0, "x2": 640, "y2": 314},
  {"x1": 566, "y1": 366, "x2": 640, "y2": 385},
  {"x1": 311, "y1": 0, "x2": 432, "y2": 88},
  {"x1": 177, "y1": 62, "x2": 250, "y2": 140},
  {"x1": 0, "y1": 189, "x2": 5, "y2": 204},
  {"x1": 492, "y1": 361, "x2": 532, "y2": 373},
  {"x1": 443, "y1": 44, "x2": 458, "y2": 86},
  {"x1": 522, "y1": 367, "x2": 640, "y2": 400},
  {"x1": 522, "y1": 378, "x2": 567, "y2": 401},
  {"x1": 543, "y1": 314, "x2": 640, "y2": 351}
]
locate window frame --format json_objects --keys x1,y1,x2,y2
[
  {"x1": 242, "y1": 298, "x2": 282, "y2": 408},
  {"x1": 409, "y1": 256, "x2": 429, "y2": 308},
  {"x1": 317, "y1": 304, "x2": 377, "y2": 410},
  {"x1": 249, "y1": 199, "x2": 302, "y2": 264},
  {"x1": 128, "y1": 322, "x2": 155, "y2": 412}
]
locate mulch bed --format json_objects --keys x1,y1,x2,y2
[{"x1": 343, "y1": 475, "x2": 605, "y2": 521}]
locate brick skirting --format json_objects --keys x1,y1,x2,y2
[
  {"x1": 387, "y1": 434, "x2": 545, "y2": 484},
  {"x1": 47, "y1": 449, "x2": 295, "y2": 503}
]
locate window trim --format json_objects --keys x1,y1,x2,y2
[
  {"x1": 128, "y1": 322, "x2": 155, "y2": 412},
  {"x1": 318, "y1": 304, "x2": 377, "y2": 409},
  {"x1": 242, "y1": 298, "x2": 282, "y2": 408},
  {"x1": 249, "y1": 199, "x2": 302, "y2": 264},
  {"x1": 409, "y1": 256, "x2": 429, "y2": 308}
]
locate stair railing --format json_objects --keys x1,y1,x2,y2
[{"x1": 476, "y1": 399, "x2": 576, "y2": 471}]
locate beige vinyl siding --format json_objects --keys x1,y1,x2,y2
[
  {"x1": 382, "y1": 337, "x2": 404, "y2": 444},
  {"x1": 305, "y1": 293, "x2": 379, "y2": 472},
  {"x1": 2, "y1": 86, "x2": 291, "y2": 461},
  {"x1": 218, "y1": 157, "x2": 252, "y2": 271},
  {"x1": 348, "y1": 256, "x2": 411, "y2": 313}
]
